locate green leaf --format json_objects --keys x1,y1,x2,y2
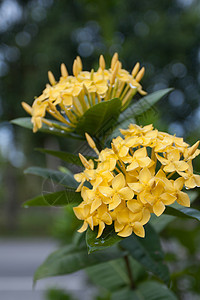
[
  {"x1": 23, "y1": 189, "x2": 82, "y2": 207},
  {"x1": 75, "y1": 98, "x2": 121, "y2": 136},
  {"x1": 87, "y1": 259, "x2": 130, "y2": 290},
  {"x1": 108, "y1": 89, "x2": 173, "y2": 142},
  {"x1": 34, "y1": 244, "x2": 124, "y2": 284},
  {"x1": 86, "y1": 225, "x2": 122, "y2": 253},
  {"x1": 150, "y1": 214, "x2": 176, "y2": 233},
  {"x1": 138, "y1": 281, "x2": 177, "y2": 300},
  {"x1": 120, "y1": 224, "x2": 170, "y2": 285},
  {"x1": 164, "y1": 205, "x2": 200, "y2": 222},
  {"x1": 111, "y1": 288, "x2": 140, "y2": 300},
  {"x1": 124, "y1": 88, "x2": 173, "y2": 119},
  {"x1": 111, "y1": 281, "x2": 177, "y2": 300},
  {"x1": 150, "y1": 191, "x2": 198, "y2": 233},
  {"x1": 86, "y1": 257, "x2": 146, "y2": 291},
  {"x1": 11, "y1": 117, "x2": 82, "y2": 139},
  {"x1": 24, "y1": 166, "x2": 77, "y2": 188},
  {"x1": 35, "y1": 148, "x2": 95, "y2": 166}
]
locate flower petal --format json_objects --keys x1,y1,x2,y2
[
  {"x1": 177, "y1": 191, "x2": 190, "y2": 207},
  {"x1": 114, "y1": 220, "x2": 124, "y2": 232},
  {"x1": 109, "y1": 193, "x2": 121, "y2": 210},
  {"x1": 78, "y1": 221, "x2": 88, "y2": 233},
  {"x1": 174, "y1": 177, "x2": 184, "y2": 190},
  {"x1": 127, "y1": 161, "x2": 139, "y2": 171},
  {"x1": 112, "y1": 172, "x2": 125, "y2": 190},
  {"x1": 134, "y1": 147, "x2": 147, "y2": 158},
  {"x1": 153, "y1": 201, "x2": 165, "y2": 216},
  {"x1": 174, "y1": 161, "x2": 189, "y2": 172},
  {"x1": 133, "y1": 222, "x2": 145, "y2": 238},
  {"x1": 127, "y1": 200, "x2": 142, "y2": 213},
  {"x1": 140, "y1": 208, "x2": 151, "y2": 225},
  {"x1": 117, "y1": 208, "x2": 130, "y2": 224},
  {"x1": 161, "y1": 193, "x2": 176, "y2": 205},
  {"x1": 90, "y1": 197, "x2": 102, "y2": 214},
  {"x1": 128, "y1": 182, "x2": 143, "y2": 193},
  {"x1": 119, "y1": 187, "x2": 134, "y2": 200},
  {"x1": 98, "y1": 186, "x2": 113, "y2": 197},
  {"x1": 96, "y1": 221, "x2": 105, "y2": 238},
  {"x1": 118, "y1": 225, "x2": 132, "y2": 237},
  {"x1": 139, "y1": 167, "x2": 152, "y2": 184}
]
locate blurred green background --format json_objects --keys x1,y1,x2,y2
[{"x1": 0, "y1": 0, "x2": 200, "y2": 299}]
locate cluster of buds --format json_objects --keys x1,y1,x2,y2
[
  {"x1": 73, "y1": 124, "x2": 200, "y2": 238},
  {"x1": 22, "y1": 53, "x2": 146, "y2": 133}
]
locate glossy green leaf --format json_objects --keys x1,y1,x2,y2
[
  {"x1": 111, "y1": 281, "x2": 177, "y2": 300},
  {"x1": 75, "y1": 98, "x2": 121, "y2": 136},
  {"x1": 111, "y1": 288, "x2": 139, "y2": 300},
  {"x1": 138, "y1": 281, "x2": 177, "y2": 300},
  {"x1": 150, "y1": 214, "x2": 176, "y2": 233},
  {"x1": 35, "y1": 148, "x2": 95, "y2": 166},
  {"x1": 150, "y1": 191, "x2": 198, "y2": 233},
  {"x1": 86, "y1": 225, "x2": 122, "y2": 253},
  {"x1": 24, "y1": 166, "x2": 77, "y2": 188},
  {"x1": 123, "y1": 88, "x2": 173, "y2": 119},
  {"x1": 120, "y1": 224, "x2": 170, "y2": 285},
  {"x1": 11, "y1": 117, "x2": 80, "y2": 138},
  {"x1": 108, "y1": 89, "x2": 173, "y2": 142},
  {"x1": 87, "y1": 259, "x2": 130, "y2": 290},
  {"x1": 23, "y1": 189, "x2": 81, "y2": 207},
  {"x1": 86, "y1": 257, "x2": 146, "y2": 291},
  {"x1": 34, "y1": 244, "x2": 124, "y2": 284},
  {"x1": 164, "y1": 206, "x2": 200, "y2": 221}
]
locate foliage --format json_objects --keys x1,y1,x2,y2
[
  {"x1": 2, "y1": 1, "x2": 200, "y2": 297},
  {"x1": 45, "y1": 288, "x2": 77, "y2": 300},
  {"x1": 16, "y1": 86, "x2": 200, "y2": 299}
]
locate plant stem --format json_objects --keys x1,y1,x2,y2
[{"x1": 124, "y1": 255, "x2": 135, "y2": 289}]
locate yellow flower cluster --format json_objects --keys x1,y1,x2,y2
[
  {"x1": 73, "y1": 124, "x2": 200, "y2": 238},
  {"x1": 21, "y1": 53, "x2": 146, "y2": 133}
]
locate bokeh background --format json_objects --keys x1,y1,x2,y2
[{"x1": 0, "y1": 0, "x2": 200, "y2": 299}]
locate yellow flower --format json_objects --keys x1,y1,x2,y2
[
  {"x1": 22, "y1": 54, "x2": 146, "y2": 133},
  {"x1": 178, "y1": 161, "x2": 200, "y2": 189},
  {"x1": 126, "y1": 147, "x2": 152, "y2": 171},
  {"x1": 156, "y1": 149, "x2": 189, "y2": 173},
  {"x1": 74, "y1": 154, "x2": 95, "y2": 192},
  {"x1": 142, "y1": 181, "x2": 177, "y2": 216},
  {"x1": 73, "y1": 124, "x2": 200, "y2": 239},
  {"x1": 98, "y1": 173, "x2": 134, "y2": 210}
]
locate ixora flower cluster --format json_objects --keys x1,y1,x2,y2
[
  {"x1": 21, "y1": 53, "x2": 146, "y2": 133},
  {"x1": 73, "y1": 124, "x2": 200, "y2": 239}
]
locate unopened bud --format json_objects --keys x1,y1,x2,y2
[
  {"x1": 99, "y1": 55, "x2": 106, "y2": 70},
  {"x1": 79, "y1": 153, "x2": 90, "y2": 169},
  {"x1": 76, "y1": 56, "x2": 82, "y2": 72},
  {"x1": 73, "y1": 59, "x2": 79, "y2": 77},
  {"x1": 110, "y1": 61, "x2": 120, "y2": 85},
  {"x1": 111, "y1": 52, "x2": 118, "y2": 70},
  {"x1": 85, "y1": 133, "x2": 99, "y2": 155},
  {"x1": 111, "y1": 143, "x2": 118, "y2": 155},
  {"x1": 61, "y1": 63, "x2": 68, "y2": 77},
  {"x1": 135, "y1": 67, "x2": 145, "y2": 82},
  {"x1": 48, "y1": 71, "x2": 56, "y2": 85},
  {"x1": 132, "y1": 62, "x2": 140, "y2": 77},
  {"x1": 90, "y1": 69, "x2": 94, "y2": 81},
  {"x1": 188, "y1": 141, "x2": 200, "y2": 157},
  {"x1": 21, "y1": 102, "x2": 32, "y2": 115}
]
